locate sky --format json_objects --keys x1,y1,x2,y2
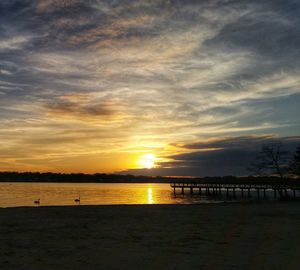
[{"x1": 0, "y1": 0, "x2": 300, "y2": 176}]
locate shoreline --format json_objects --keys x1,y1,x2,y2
[
  {"x1": 2, "y1": 197, "x2": 299, "y2": 209},
  {"x1": 1, "y1": 199, "x2": 292, "y2": 209}
]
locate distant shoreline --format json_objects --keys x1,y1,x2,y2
[{"x1": 0, "y1": 171, "x2": 298, "y2": 184}]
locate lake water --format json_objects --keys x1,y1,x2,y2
[{"x1": 0, "y1": 183, "x2": 217, "y2": 208}]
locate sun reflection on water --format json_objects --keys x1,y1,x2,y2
[{"x1": 148, "y1": 188, "x2": 154, "y2": 204}]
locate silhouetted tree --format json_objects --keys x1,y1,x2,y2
[
  {"x1": 249, "y1": 142, "x2": 289, "y2": 180},
  {"x1": 289, "y1": 147, "x2": 300, "y2": 178}
]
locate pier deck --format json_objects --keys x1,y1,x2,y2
[{"x1": 170, "y1": 181, "x2": 300, "y2": 199}]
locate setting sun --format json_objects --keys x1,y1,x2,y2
[{"x1": 138, "y1": 154, "x2": 156, "y2": 169}]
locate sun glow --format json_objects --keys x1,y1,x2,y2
[{"x1": 138, "y1": 153, "x2": 156, "y2": 169}]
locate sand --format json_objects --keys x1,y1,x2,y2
[{"x1": 0, "y1": 202, "x2": 300, "y2": 270}]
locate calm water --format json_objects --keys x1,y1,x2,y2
[{"x1": 0, "y1": 183, "x2": 215, "y2": 208}]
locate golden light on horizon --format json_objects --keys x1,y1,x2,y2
[{"x1": 137, "y1": 153, "x2": 156, "y2": 169}]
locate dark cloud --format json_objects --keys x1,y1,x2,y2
[
  {"x1": 203, "y1": 0, "x2": 300, "y2": 82},
  {"x1": 121, "y1": 136, "x2": 300, "y2": 176},
  {"x1": 45, "y1": 96, "x2": 121, "y2": 120}
]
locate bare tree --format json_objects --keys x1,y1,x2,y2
[
  {"x1": 289, "y1": 147, "x2": 300, "y2": 178},
  {"x1": 249, "y1": 142, "x2": 289, "y2": 180}
]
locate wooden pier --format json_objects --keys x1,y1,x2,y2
[{"x1": 170, "y1": 181, "x2": 300, "y2": 199}]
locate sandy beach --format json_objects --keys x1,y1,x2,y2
[{"x1": 0, "y1": 202, "x2": 300, "y2": 270}]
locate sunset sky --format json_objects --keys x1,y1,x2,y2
[{"x1": 1, "y1": 0, "x2": 300, "y2": 176}]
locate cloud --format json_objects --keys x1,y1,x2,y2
[
  {"x1": 0, "y1": 35, "x2": 33, "y2": 51},
  {"x1": 45, "y1": 94, "x2": 128, "y2": 122},
  {"x1": 0, "y1": 0, "x2": 300, "y2": 173}
]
